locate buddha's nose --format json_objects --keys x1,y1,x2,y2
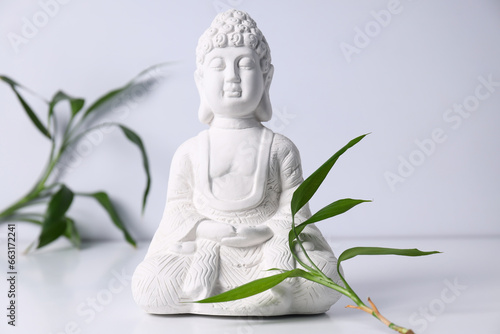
[{"x1": 225, "y1": 65, "x2": 241, "y2": 83}]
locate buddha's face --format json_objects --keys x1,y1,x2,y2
[{"x1": 199, "y1": 46, "x2": 265, "y2": 119}]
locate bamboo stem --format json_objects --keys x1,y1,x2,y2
[{"x1": 347, "y1": 297, "x2": 415, "y2": 334}]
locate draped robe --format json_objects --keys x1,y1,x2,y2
[{"x1": 132, "y1": 126, "x2": 342, "y2": 315}]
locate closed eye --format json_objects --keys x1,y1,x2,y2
[
  {"x1": 238, "y1": 57, "x2": 255, "y2": 70},
  {"x1": 209, "y1": 57, "x2": 225, "y2": 70}
]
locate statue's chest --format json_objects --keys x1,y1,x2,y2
[
  {"x1": 196, "y1": 127, "x2": 274, "y2": 210},
  {"x1": 209, "y1": 134, "x2": 259, "y2": 178},
  {"x1": 208, "y1": 131, "x2": 261, "y2": 200}
]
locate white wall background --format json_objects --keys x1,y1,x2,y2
[{"x1": 1, "y1": 0, "x2": 499, "y2": 243}]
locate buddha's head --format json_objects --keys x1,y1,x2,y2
[{"x1": 195, "y1": 9, "x2": 274, "y2": 125}]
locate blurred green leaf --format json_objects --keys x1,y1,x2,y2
[
  {"x1": 0, "y1": 75, "x2": 17, "y2": 86},
  {"x1": 62, "y1": 122, "x2": 151, "y2": 213},
  {"x1": 117, "y1": 125, "x2": 151, "y2": 213},
  {"x1": 82, "y1": 86, "x2": 126, "y2": 119},
  {"x1": 1, "y1": 75, "x2": 51, "y2": 139},
  {"x1": 37, "y1": 185, "x2": 74, "y2": 249},
  {"x1": 12, "y1": 217, "x2": 42, "y2": 225},
  {"x1": 45, "y1": 185, "x2": 73, "y2": 221},
  {"x1": 290, "y1": 134, "x2": 368, "y2": 217},
  {"x1": 14, "y1": 214, "x2": 80, "y2": 248},
  {"x1": 79, "y1": 191, "x2": 136, "y2": 247},
  {"x1": 196, "y1": 269, "x2": 313, "y2": 303},
  {"x1": 49, "y1": 90, "x2": 85, "y2": 121},
  {"x1": 1, "y1": 66, "x2": 164, "y2": 251},
  {"x1": 38, "y1": 217, "x2": 67, "y2": 249},
  {"x1": 82, "y1": 63, "x2": 170, "y2": 119},
  {"x1": 63, "y1": 217, "x2": 81, "y2": 248}
]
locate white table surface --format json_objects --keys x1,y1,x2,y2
[{"x1": 1, "y1": 236, "x2": 499, "y2": 334}]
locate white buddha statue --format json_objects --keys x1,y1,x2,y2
[{"x1": 132, "y1": 9, "x2": 343, "y2": 316}]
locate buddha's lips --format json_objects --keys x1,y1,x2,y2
[
  {"x1": 223, "y1": 90, "x2": 242, "y2": 97},
  {"x1": 223, "y1": 84, "x2": 242, "y2": 97},
  {"x1": 224, "y1": 90, "x2": 241, "y2": 97}
]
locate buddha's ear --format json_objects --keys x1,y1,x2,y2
[
  {"x1": 194, "y1": 71, "x2": 214, "y2": 125},
  {"x1": 264, "y1": 65, "x2": 274, "y2": 90},
  {"x1": 255, "y1": 65, "x2": 274, "y2": 122}
]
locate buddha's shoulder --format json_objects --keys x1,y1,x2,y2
[
  {"x1": 271, "y1": 131, "x2": 300, "y2": 155},
  {"x1": 174, "y1": 129, "x2": 301, "y2": 158},
  {"x1": 272, "y1": 132, "x2": 294, "y2": 146},
  {"x1": 172, "y1": 131, "x2": 207, "y2": 158}
]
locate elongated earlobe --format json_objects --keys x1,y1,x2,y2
[
  {"x1": 255, "y1": 92, "x2": 272, "y2": 122},
  {"x1": 198, "y1": 102, "x2": 214, "y2": 125},
  {"x1": 195, "y1": 71, "x2": 214, "y2": 124},
  {"x1": 255, "y1": 65, "x2": 274, "y2": 122}
]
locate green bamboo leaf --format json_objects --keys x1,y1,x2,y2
[
  {"x1": 44, "y1": 185, "x2": 74, "y2": 221},
  {"x1": 0, "y1": 75, "x2": 48, "y2": 100},
  {"x1": 38, "y1": 217, "x2": 67, "y2": 249},
  {"x1": 336, "y1": 247, "x2": 441, "y2": 287},
  {"x1": 63, "y1": 122, "x2": 151, "y2": 212},
  {"x1": 338, "y1": 247, "x2": 441, "y2": 264},
  {"x1": 82, "y1": 86, "x2": 127, "y2": 119},
  {"x1": 82, "y1": 63, "x2": 170, "y2": 119},
  {"x1": 1, "y1": 212, "x2": 44, "y2": 224},
  {"x1": 14, "y1": 215, "x2": 80, "y2": 248},
  {"x1": 1, "y1": 75, "x2": 51, "y2": 139},
  {"x1": 37, "y1": 185, "x2": 74, "y2": 249},
  {"x1": 289, "y1": 198, "x2": 371, "y2": 243},
  {"x1": 79, "y1": 191, "x2": 136, "y2": 247},
  {"x1": 49, "y1": 90, "x2": 85, "y2": 120},
  {"x1": 0, "y1": 75, "x2": 17, "y2": 86},
  {"x1": 117, "y1": 125, "x2": 151, "y2": 213},
  {"x1": 12, "y1": 217, "x2": 42, "y2": 225},
  {"x1": 63, "y1": 217, "x2": 81, "y2": 248},
  {"x1": 196, "y1": 269, "x2": 311, "y2": 303},
  {"x1": 290, "y1": 134, "x2": 368, "y2": 217}
]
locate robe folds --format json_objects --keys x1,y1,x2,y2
[{"x1": 132, "y1": 127, "x2": 343, "y2": 315}]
